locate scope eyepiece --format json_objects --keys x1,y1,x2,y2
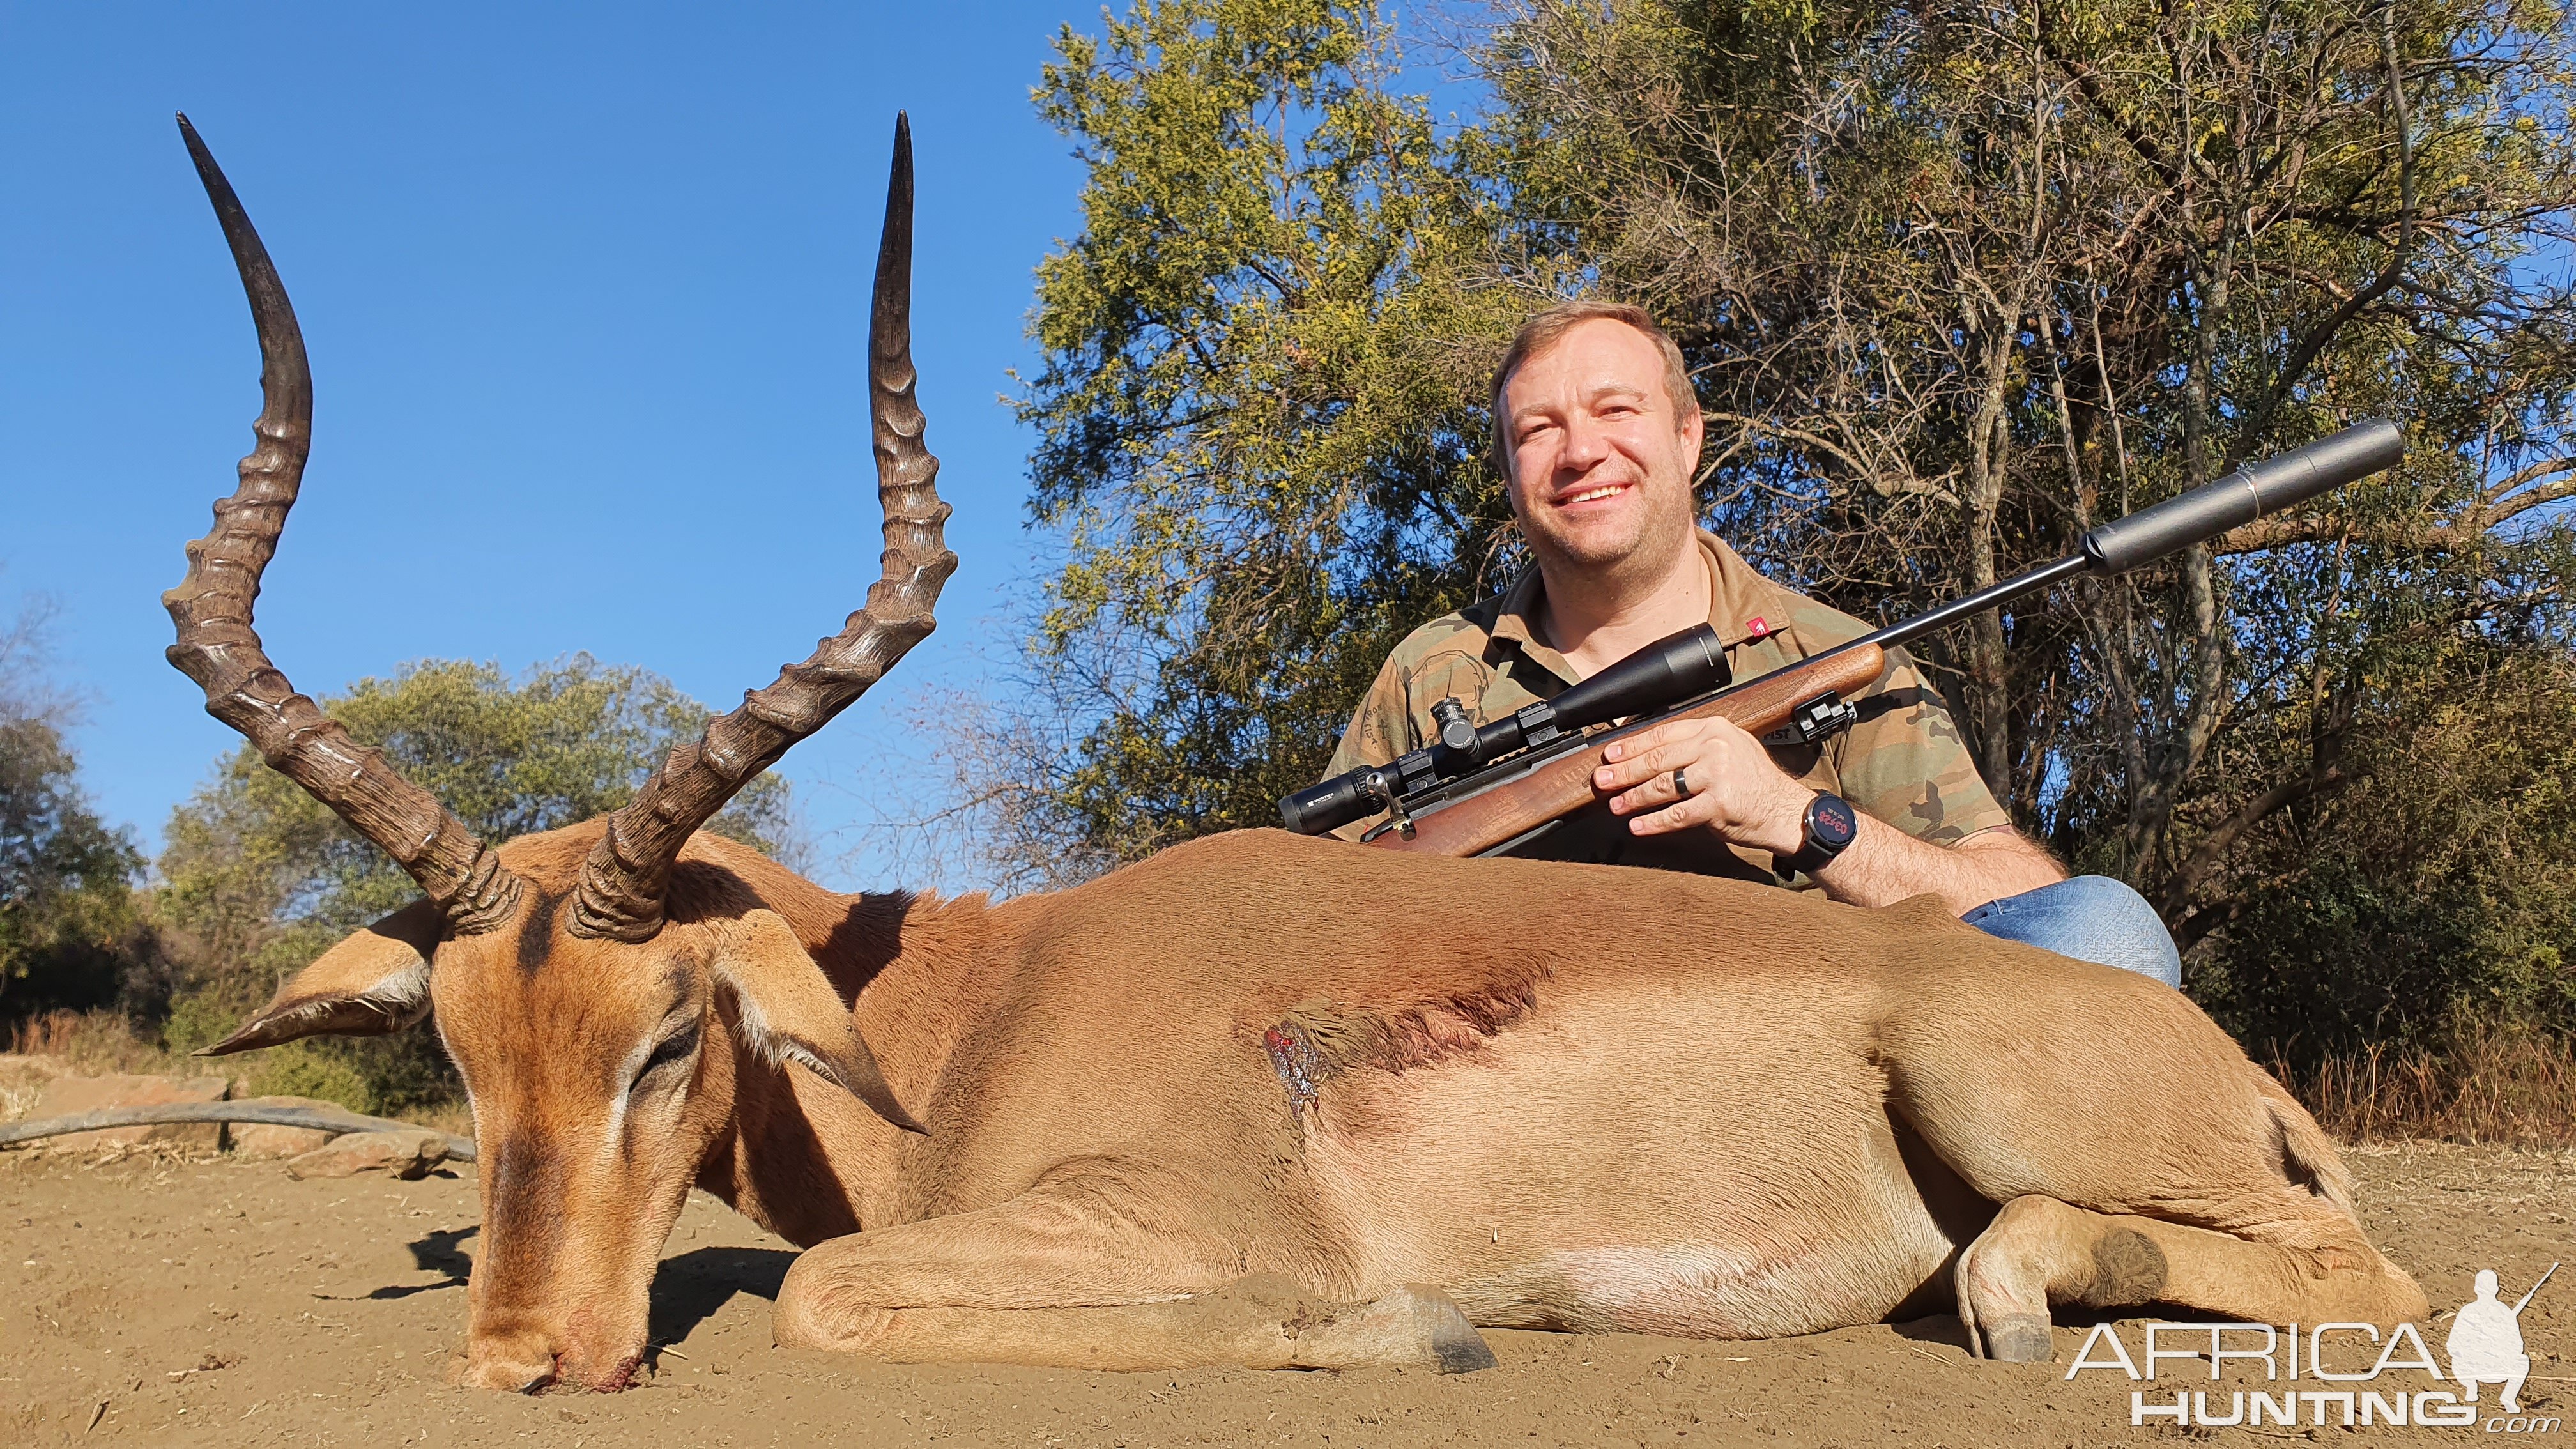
[{"x1": 1279, "y1": 765, "x2": 1386, "y2": 837}]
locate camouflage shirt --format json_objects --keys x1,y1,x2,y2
[{"x1": 1324, "y1": 530, "x2": 2012, "y2": 885}]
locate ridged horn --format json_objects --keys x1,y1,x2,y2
[
  {"x1": 569, "y1": 112, "x2": 955, "y2": 942},
  {"x1": 164, "y1": 114, "x2": 521, "y2": 935}
]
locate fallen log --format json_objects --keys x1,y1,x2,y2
[{"x1": 0, "y1": 1098, "x2": 476, "y2": 1162}]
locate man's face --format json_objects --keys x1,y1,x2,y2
[{"x1": 1500, "y1": 318, "x2": 1703, "y2": 577}]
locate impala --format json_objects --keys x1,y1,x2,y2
[{"x1": 171, "y1": 113, "x2": 2425, "y2": 1393}]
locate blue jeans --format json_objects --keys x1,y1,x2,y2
[{"x1": 1960, "y1": 875, "x2": 2182, "y2": 988}]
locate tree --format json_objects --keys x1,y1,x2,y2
[
  {"x1": 0, "y1": 720, "x2": 143, "y2": 1018},
  {"x1": 0, "y1": 594, "x2": 143, "y2": 1022},
  {"x1": 1482, "y1": 0, "x2": 2576, "y2": 1057},
  {"x1": 2192, "y1": 625, "x2": 2576, "y2": 1055},
  {"x1": 1009, "y1": 0, "x2": 1536, "y2": 865},
  {"x1": 155, "y1": 656, "x2": 797, "y2": 1110}
]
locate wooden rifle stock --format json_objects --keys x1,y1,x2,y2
[{"x1": 1364, "y1": 643, "x2": 1887, "y2": 858}]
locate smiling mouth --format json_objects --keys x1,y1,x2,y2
[{"x1": 1560, "y1": 482, "x2": 1632, "y2": 505}]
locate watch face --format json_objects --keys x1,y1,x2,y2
[{"x1": 1810, "y1": 793, "x2": 1860, "y2": 849}]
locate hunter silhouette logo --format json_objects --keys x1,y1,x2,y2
[
  {"x1": 2067, "y1": 1262, "x2": 2560, "y2": 1431},
  {"x1": 2451, "y1": 1264, "x2": 2556, "y2": 1414}
]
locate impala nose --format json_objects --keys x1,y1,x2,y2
[
  {"x1": 452, "y1": 1332, "x2": 559, "y2": 1393},
  {"x1": 459, "y1": 1314, "x2": 647, "y2": 1393}
]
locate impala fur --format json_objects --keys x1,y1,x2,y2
[{"x1": 172, "y1": 113, "x2": 2426, "y2": 1394}]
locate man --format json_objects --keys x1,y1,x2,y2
[{"x1": 1324, "y1": 301, "x2": 2182, "y2": 985}]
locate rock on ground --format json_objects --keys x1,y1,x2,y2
[
  {"x1": 27, "y1": 1072, "x2": 230, "y2": 1151},
  {"x1": 284, "y1": 1128, "x2": 448, "y2": 1181},
  {"x1": 0, "y1": 1053, "x2": 72, "y2": 1122},
  {"x1": 227, "y1": 1094, "x2": 351, "y2": 1159}
]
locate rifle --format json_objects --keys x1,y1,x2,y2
[
  {"x1": 2511, "y1": 1262, "x2": 2557, "y2": 1316},
  {"x1": 1279, "y1": 420, "x2": 2404, "y2": 859}
]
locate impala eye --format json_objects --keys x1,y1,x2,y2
[{"x1": 635, "y1": 1025, "x2": 701, "y2": 1085}]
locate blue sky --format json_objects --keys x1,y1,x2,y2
[{"x1": 1, "y1": 2, "x2": 1135, "y2": 888}]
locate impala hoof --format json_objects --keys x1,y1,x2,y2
[
  {"x1": 1416, "y1": 1288, "x2": 1500, "y2": 1374},
  {"x1": 1981, "y1": 1314, "x2": 2054, "y2": 1363},
  {"x1": 1284, "y1": 1282, "x2": 1498, "y2": 1373}
]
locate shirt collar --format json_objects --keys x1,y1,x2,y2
[{"x1": 1491, "y1": 530, "x2": 1780, "y2": 685}]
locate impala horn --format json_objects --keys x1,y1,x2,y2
[
  {"x1": 164, "y1": 114, "x2": 523, "y2": 934},
  {"x1": 569, "y1": 112, "x2": 955, "y2": 942}
]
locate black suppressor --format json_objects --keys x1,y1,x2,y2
[
  {"x1": 2080, "y1": 419, "x2": 2402, "y2": 573},
  {"x1": 1860, "y1": 420, "x2": 2408, "y2": 661},
  {"x1": 1278, "y1": 624, "x2": 1728, "y2": 836}
]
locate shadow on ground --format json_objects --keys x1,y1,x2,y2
[{"x1": 649, "y1": 1245, "x2": 795, "y2": 1347}]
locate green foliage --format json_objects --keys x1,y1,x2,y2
[
  {"x1": 0, "y1": 716, "x2": 144, "y2": 1018},
  {"x1": 2191, "y1": 542, "x2": 2576, "y2": 1057},
  {"x1": 1015, "y1": 0, "x2": 1539, "y2": 861},
  {"x1": 155, "y1": 656, "x2": 797, "y2": 1112},
  {"x1": 1484, "y1": 0, "x2": 2576, "y2": 853},
  {"x1": 233, "y1": 1041, "x2": 382, "y2": 1117}
]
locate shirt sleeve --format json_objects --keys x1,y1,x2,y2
[
  {"x1": 1325, "y1": 651, "x2": 1420, "y2": 777},
  {"x1": 1324, "y1": 615, "x2": 1503, "y2": 778},
  {"x1": 1826, "y1": 645, "x2": 2013, "y2": 845},
  {"x1": 1317, "y1": 654, "x2": 1416, "y2": 841}
]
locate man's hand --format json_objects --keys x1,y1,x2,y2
[
  {"x1": 1594, "y1": 713, "x2": 2067, "y2": 913},
  {"x1": 1594, "y1": 715, "x2": 1813, "y2": 857}
]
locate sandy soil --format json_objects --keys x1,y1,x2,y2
[{"x1": 1, "y1": 1142, "x2": 2568, "y2": 1448}]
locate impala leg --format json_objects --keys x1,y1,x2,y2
[
  {"x1": 1955, "y1": 1195, "x2": 2427, "y2": 1363},
  {"x1": 771, "y1": 1176, "x2": 1494, "y2": 1374}
]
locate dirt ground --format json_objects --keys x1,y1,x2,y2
[{"x1": 1, "y1": 1142, "x2": 2568, "y2": 1448}]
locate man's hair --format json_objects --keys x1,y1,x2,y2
[{"x1": 1488, "y1": 301, "x2": 1696, "y2": 480}]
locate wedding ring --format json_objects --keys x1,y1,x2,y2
[{"x1": 1672, "y1": 765, "x2": 1692, "y2": 799}]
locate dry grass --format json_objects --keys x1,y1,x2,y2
[
  {"x1": 5, "y1": 1008, "x2": 478, "y2": 1136},
  {"x1": 6, "y1": 1008, "x2": 187, "y2": 1077},
  {"x1": 1, "y1": 1010, "x2": 195, "y2": 1126},
  {"x1": 2276, "y1": 1019, "x2": 2576, "y2": 1148}
]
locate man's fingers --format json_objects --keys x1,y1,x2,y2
[
  {"x1": 1599, "y1": 721, "x2": 1687, "y2": 764},
  {"x1": 1594, "y1": 736, "x2": 1692, "y2": 793},
  {"x1": 1605, "y1": 756, "x2": 1701, "y2": 815},
  {"x1": 1623, "y1": 795, "x2": 1708, "y2": 836}
]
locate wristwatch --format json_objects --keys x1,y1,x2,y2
[{"x1": 1781, "y1": 791, "x2": 1860, "y2": 877}]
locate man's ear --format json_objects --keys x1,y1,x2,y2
[
  {"x1": 198, "y1": 898, "x2": 443, "y2": 1055},
  {"x1": 708, "y1": 908, "x2": 925, "y2": 1135}
]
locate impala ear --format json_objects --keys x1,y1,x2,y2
[
  {"x1": 709, "y1": 909, "x2": 925, "y2": 1135},
  {"x1": 199, "y1": 898, "x2": 443, "y2": 1055}
]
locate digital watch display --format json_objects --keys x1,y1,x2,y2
[{"x1": 1785, "y1": 791, "x2": 1859, "y2": 877}]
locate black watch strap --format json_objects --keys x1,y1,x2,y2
[{"x1": 1781, "y1": 791, "x2": 1860, "y2": 877}]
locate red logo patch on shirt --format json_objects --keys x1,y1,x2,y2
[{"x1": 1744, "y1": 617, "x2": 1772, "y2": 640}]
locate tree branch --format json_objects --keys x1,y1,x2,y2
[{"x1": 2159, "y1": 764, "x2": 2349, "y2": 914}]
